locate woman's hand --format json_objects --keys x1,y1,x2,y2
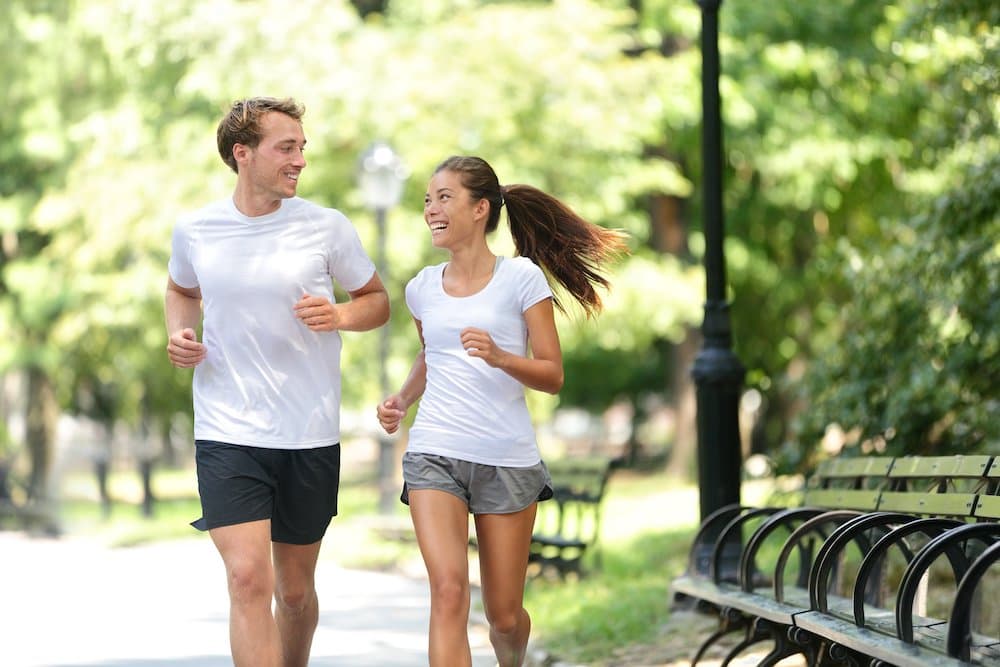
[
  {"x1": 377, "y1": 394, "x2": 409, "y2": 434},
  {"x1": 459, "y1": 327, "x2": 510, "y2": 369}
]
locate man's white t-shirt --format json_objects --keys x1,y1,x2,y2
[
  {"x1": 405, "y1": 256, "x2": 553, "y2": 467},
  {"x1": 168, "y1": 196, "x2": 375, "y2": 450}
]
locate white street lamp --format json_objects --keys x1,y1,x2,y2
[{"x1": 357, "y1": 141, "x2": 407, "y2": 514}]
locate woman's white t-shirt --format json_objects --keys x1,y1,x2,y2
[
  {"x1": 168, "y1": 196, "x2": 375, "y2": 449},
  {"x1": 405, "y1": 256, "x2": 553, "y2": 467}
]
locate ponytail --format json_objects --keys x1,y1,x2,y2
[{"x1": 503, "y1": 184, "x2": 627, "y2": 317}]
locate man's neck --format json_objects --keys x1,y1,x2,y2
[{"x1": 232, "y1": 184, "x2": 283, "y2": 218}]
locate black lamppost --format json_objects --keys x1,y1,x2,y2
[
  {"x1": 691, "y1": 0, "x2": 745, "y2": 523},
  {"x1": 358, "y1": 141, "x2": 407, "y2": 515}
]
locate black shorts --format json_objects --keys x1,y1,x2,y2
[{"x1": 192, "y1": 440, "x2": 341, "y2": 545}]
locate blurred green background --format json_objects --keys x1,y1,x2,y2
[
  {"x1": 0, "y1": 0, "x2": 996, "y2": 662},
  {"x1": 2, "y1": 0, "x2": 997, "y2": 525}
]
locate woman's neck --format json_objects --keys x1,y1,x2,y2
[{"x1": 446, "y1": 245, "x2": 496, "y2": 280}]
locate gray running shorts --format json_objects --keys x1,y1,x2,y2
[{"x1": 400, "y1": 451, "x2": 553, "y2": 514}]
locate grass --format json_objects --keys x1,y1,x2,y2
[
  {"x1": 47, "y1": 462, "x2": 788, "y2": 665},
  {"x1": 522, "y1": 472, "x2": 702, "y2": 663}
]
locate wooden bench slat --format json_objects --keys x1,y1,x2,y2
[
  {"x1": 803, "y1": 489, "x2": 881, "y2": 510},
  {"x1": 889, "y1": 455, "x2": 993, "y2": 477},
  {"x1": 878, "y1": 491, "x2": 977, "y2": 516},
  {"x1": 974, "y1": 494, "x2": 1000, "y2": 520},
  {"x1": 793, "y1": 611, "x2": 967, "y2": 667},
  {"x1": 808, "y1": 456, "x2": 895, "y2": 481}
]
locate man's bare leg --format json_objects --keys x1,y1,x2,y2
[
  {"x1": 272, "y1": 540, "x2": 323, "y2": 667},
  {"x1": 210, "y1": 520, "x2": 281, "y2": 667}
]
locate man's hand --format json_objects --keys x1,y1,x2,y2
[
  {"x1": 167, "y1": 328, "x2": 206, "y2": 368},
  {"x1": 294, "y1": 294, "x2": 341, "y2": 332}
]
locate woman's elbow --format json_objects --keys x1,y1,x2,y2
[{"x1": 543, "y1": 369, "x2": 564, "y2": 395}]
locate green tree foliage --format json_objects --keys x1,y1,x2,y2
[
  {"x1": 0, "y1": 0, "x2": 995, "y2": 510},
  {"x1": 634, "y1": 0, "x2": 997, "y2": 464},
  {"x1": 792, "y1": 155, "x2": 999, "y2": 462}
]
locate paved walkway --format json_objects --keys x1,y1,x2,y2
[{"x1": 0, "y1": 532, "x2": 497, "y2": 667}]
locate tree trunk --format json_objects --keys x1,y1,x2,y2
[
  {"x1": 25, "y1": 367, "x2": 57, "y2": 503},
  {"x1": 666, "y1": 327, "x2": 700, "y2": 480}
]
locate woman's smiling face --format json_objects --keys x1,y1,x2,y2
[{"x1": 423, "y1": 169, "x2": 487, "y2": 249}]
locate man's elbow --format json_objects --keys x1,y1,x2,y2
[{"x1": 376, "y1": 293, "x2": 391, "y2": 327}]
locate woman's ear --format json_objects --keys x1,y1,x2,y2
[{"x1": 474, "y1": 197, "x2": 490, "y2": 221}]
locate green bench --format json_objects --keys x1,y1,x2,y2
[{"x1": 670, "y1": 454, "x2": 1000, "y2": 666}]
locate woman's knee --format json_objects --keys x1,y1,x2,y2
[
  {"x1": 487, "y1": 606, "x2": 527, "y2": 636},
  {"x1": 429, "y1": 577, "x2": 470, "y2": 615}
]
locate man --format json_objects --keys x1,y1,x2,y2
[{"x1": 164, "y1": 96, "x2": 389, "y2": 667}]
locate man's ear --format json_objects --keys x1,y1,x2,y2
[{"x1": 233, "y1": 143, "x2": 250, "y2": 166}]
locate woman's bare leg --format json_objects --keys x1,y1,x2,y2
[
  {"x1": 409, "y1": 489, "x2": 474, "y2": 667},
  {"x1": 475, "y1": 503, "x2": 537, "y2": 667}
]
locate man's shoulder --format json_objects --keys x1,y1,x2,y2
[
  {"x1": 285, "y1": 197, "x2": 352, "y2": 227},
  {"x1": 177, "y1": 198, "x2": 232, "y2": 226}
]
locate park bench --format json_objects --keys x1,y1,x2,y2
[
  {"x1": 528, "y1": 456, "x2": 623, "y2": 579},
  {"x1": 670, "y1": 453, "x2": 1000, "y2": 666}
]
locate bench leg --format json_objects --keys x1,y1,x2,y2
[
  {"x1": 817, "y1": 640, "x2": 863, "y2": 667},
  {"x1": 720, "y1": 617, "x2": 784, "y2": 667},
  {"x1": 757, "y1": 625, "x2": 807, "y2": 667},
  {"x1": 788, "y1": 626, "x2": 821, "y2": 666},
  {"x1": 692, "y1": 607, "x2": 748, "y2": 666}
]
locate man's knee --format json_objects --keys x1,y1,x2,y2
[
  {"x1": 226, "y1": 560, "x2": 274, "y2": 605},
  {"x1": 275, "y1": 583, "x2": 316, "y2": 615}
]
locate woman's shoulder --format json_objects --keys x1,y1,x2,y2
[
  {"x1": 407, "y1": 262, "x2": 446, "y2": 288},
  {"x1": 504, "y1": 255, "x2": 545, "y2": 278},
  {"x1": 502, "y1": 255, "x2": 542, "y2": 273}
]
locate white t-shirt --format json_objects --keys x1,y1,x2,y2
[
  {"x1": 168, "y1": 196, "x2": 375, "y2": 449},
  {"x1": 405, "y1": 256, "x2": 553, "y2": 467}
]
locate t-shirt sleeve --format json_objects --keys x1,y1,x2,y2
[
  {"x1": 326, "y1": 210, "x2": 376, "y2": 292},
  {"x1": 404, "y1": 269, "x2": 427, "y2": 321},
  {"x1": 167, "y1": 216, "x2": 198, "y2": 288},
  {"x1": 515, "y1": 258, "x2": 553, "y2": 312}
]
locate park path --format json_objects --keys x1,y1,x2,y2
[{"x1": 0, "y1": 532, "x2": 497, "y2": 667}]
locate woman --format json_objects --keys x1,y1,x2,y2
[{"x1": 377, "y1": 156, "x2": 626, "y2": 667}]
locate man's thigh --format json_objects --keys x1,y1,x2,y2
[{"x1": 209, "y1": 519, "x2": 274, "y2": 577}]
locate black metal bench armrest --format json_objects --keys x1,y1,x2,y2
[
  {"x1": 738, "y1": 507, "x2": 827, "y2": 593},
  {"x1": 852, "y1": 517, "x2": 964, "y2": 628},
  {"x1": 947, "y1": 539, "x2": 1000, "y2": 661},
  {"x1": 684, "y1": 503, "x2": 750, "y2": 578},
  {"x1": 810, "y1": 512, "x2": 916, "y2": 613},
  {"x1": 896, "y1": 522, "x2": 1000, "y2": 643},
  {"x1": 771, "y1": 510, "x2": 861, "y2": 604},
  {"x1": 711, "y1": 506, "x2": 783, "y2": 583}
]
